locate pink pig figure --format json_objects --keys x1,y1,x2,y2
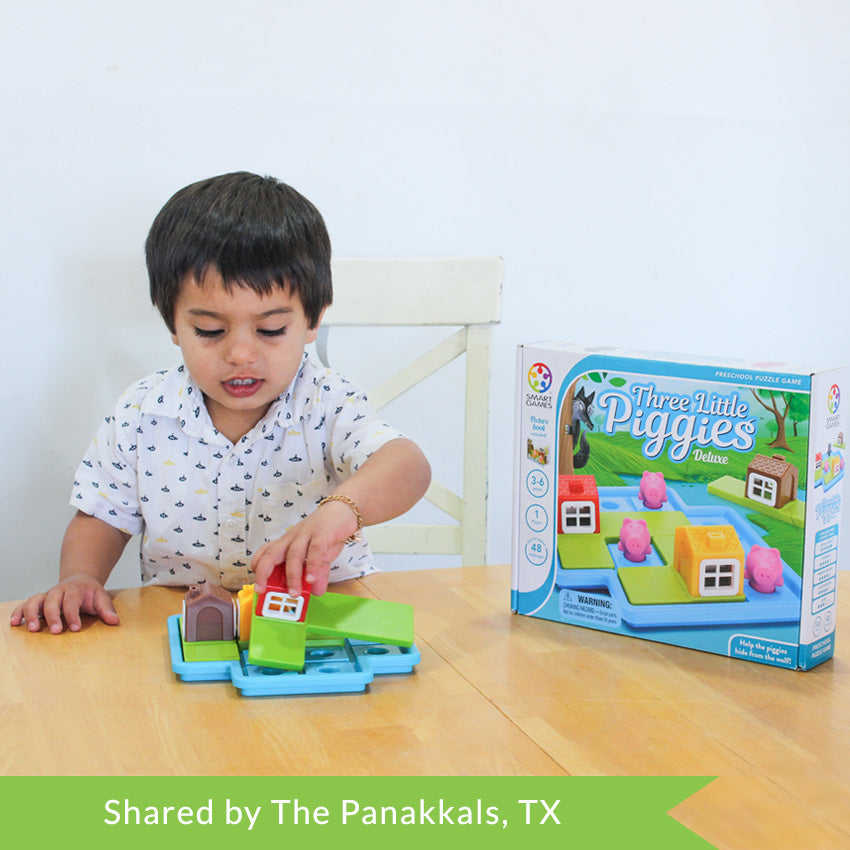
[
  {"x1": 618, "y1": 518, "x2": 652, "y2": 562},
  {"x1": 638, "y1": 471, "x2": 667, "y2": 509},
  {"x1": 745, "y1": 545, "x2": 784, "y2": 594}
]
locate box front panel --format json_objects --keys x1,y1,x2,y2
[{"x1": 512, "y1": 345, "x2": 840, "y2": 669}]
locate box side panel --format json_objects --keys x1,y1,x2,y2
[
  {"x1": 511, "y1": 345, "x2": 525, "y2": 607},
  {"x1": 512, "y1": 346, "x2": 568, "y2": 611},
  {"x1": 799, "y1": 367, "x2": 847, "y2": 668}
]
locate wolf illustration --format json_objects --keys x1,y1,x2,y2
[{"x1": 567, "y1": 387, "x2": 594, "y2": 468}]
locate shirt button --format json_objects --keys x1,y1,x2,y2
[{"x1": 223, "y1": 517, "x2": 240, "y2": 534}]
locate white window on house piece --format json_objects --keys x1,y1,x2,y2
[
  {"x1": 261, "y1": 591, "x2": 305, "y2": 621},
  {"x1": 698, "y1": 559, "x2": 740, "y2": 597},
  {"x1": 561, "y1": 501, "x2": 596, "y2": 533},
  {"x1": 747, "y1": 473, "x2": 777, "y2": 506}
]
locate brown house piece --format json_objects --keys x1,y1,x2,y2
[
  {"x1": 183, "y1": 584, "x2": 236, "y2": 642},
  {"x1": 745, "y1": 454, "x2": 799, "y2": 510}
]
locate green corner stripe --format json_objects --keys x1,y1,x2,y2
[{"x1": 2, "y1": 776, "x2": 717, "y2": 849}]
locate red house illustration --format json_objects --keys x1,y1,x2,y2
[{"x1": 557, "y1": 474, "x2": 600, "y2": 534}]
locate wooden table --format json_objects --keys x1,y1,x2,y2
[{"x1": 3, "y1": 565, "x2": 849, "y2": 848}]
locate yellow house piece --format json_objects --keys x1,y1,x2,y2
[{"x1": 673, "y1": 525, "x2": 745, "y2": 598}]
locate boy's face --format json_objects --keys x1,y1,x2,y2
[{"x1": 171, "y1": 268, "x2": 321, "y2": 442}]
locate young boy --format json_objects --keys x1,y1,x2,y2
[{"x1": 11, "y1": 172, "x2": 431, "y2": 634}]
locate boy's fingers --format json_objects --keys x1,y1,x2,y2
[
  {"x1": 42, "y1": 591, "x2": 71, "y2": 633},
  {"x1": 93, "y1": 591, "x2": 120, "y2": 625},
  {"x1": 285, "y1": 539, "x2": 309, "y2": 596},
  {"x1": 57, "y1": 588, "x2": 85, "y2": 633},
  {"x1": 252, "y1": 545, "x2": 284, "y2": 593},
  {"x1": 29, "y1": 595, "x2": 51, "y2": 631},
  {"x1": 11, "y1": 581, "x2": 118, "y2": 634},
  {"x1": 250, "y1": 540, "x2": 270, "y2": 569},
  {"x1": 251, "y1": 553, "x2": 268, "y2": 590},
  {"x1": 303, "y1": 538, "x2": 323, "y2": 580},
  {"x1": 303, "y1": 542, "x2": 332, "y2": 588},
  {"x1": 16, "y1": 595, "x2": 47, "y2": 631},
  {"x1": 309, "y1": 568, "x2": 330, "y2": 597}
]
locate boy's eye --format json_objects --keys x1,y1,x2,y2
[
  {"x1": 193, "y1": 327, "x2": 224, "y2": 338},
  {"x1": 258, "y1": 327, "x2": 287, "y2": 338}
]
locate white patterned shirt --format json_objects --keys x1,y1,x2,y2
[{"x1": 71, "y1": 353, "x2": 405, "y2": 590}]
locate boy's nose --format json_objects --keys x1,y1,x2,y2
[{"x1": 224, "y1": 333, "x2": 258, "y2": 365}]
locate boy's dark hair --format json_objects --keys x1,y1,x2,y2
[{"x1": 146, "y1": 172, "x2": 332, "y2": 332}]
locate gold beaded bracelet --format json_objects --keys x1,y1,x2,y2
[{"x1": 318, "y1": 494, "x2": 364, "y2": 544}]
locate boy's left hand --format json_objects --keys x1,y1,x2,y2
[{"x1": 251, "y1": 498, "x2": 359, "y2": 597}]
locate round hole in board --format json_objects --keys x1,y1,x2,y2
[
  {"x1": 365, "y1": 647, "x2": 390, "y2": 655},
  {"x1": 307, "y1": 648, "x2": 335, "y2": 659}
]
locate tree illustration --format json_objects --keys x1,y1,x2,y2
[
  {"x1": 788, "y1": 393, "x2": 810, "y2": 437},
  {"x1": 750, "y1": 389, "x2": 794, "y2": 451}
]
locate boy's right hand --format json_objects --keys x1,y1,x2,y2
[{"x1": 9, "y1": 575, "x2": 119, "y2": 634}]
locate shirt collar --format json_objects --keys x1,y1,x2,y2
[
  {"x1": 137, "y1": 364, "x2": 219, "y2": 443},
  {"x1": 262, "y1": 352, "x2": 309, "y2": 432},
  {"x1": 140, "y1": 357, "x2": 307, "y2": 445}
]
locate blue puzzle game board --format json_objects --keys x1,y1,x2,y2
[
  {"x1": 169, "y1": 615, "x2": 420, "y2": 697},
  {"x1": 555, "y1": 485, "x2": 803, "y2": 629}
]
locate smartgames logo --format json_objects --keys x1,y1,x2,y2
[
  {"x1": 526, "y1": 362, "x2": 553, "y2": 408},
  {"x1": 528, "y1": 362, "x2": 552, "y2": 393},
  {"x1": 828, "y1": 384, "x2": 841, "y2": 415},
  {"x1": 826, "y1": 383, "x2": 842, "y2": 431}
]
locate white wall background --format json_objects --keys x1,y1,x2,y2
[{"x1": 2, "y1": 0, "x2": 848, "y2": 601}]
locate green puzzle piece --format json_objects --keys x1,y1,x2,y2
[
  {"x1": 179, "y1": 625, "x2": 241, "y2": 663},
  {"x1": 247, "y1": 616, "x2": 307, "y2": 671},
  {"x1": 307, "y1": 593, "x2": 415, "y2": 645},
  {"x1": 558, "y1": 511, "x2": 691, "y2": 571},
  {"x1": 599, "y1": 510, "x2": 691, "y2": 538},
  {"x1": 247, "y1": 592, "x2": 414, "y2": 672},
  {"x1": 707, "y1": 475, "x2": 806, "y2": 528},
  {"x1": 557, "y1": 533, "x2": 614, "y2": 570},
  {"x1": 618, "y1": 564, "x2": 746, "y2": 605}
]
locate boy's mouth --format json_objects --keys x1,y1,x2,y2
[{"x1": 222, "y1": 377, "x2": 264, "y2": 398}]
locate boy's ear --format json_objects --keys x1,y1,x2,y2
[{"x1": 171, "y1": 332, "x2": 180, "y2": 347}]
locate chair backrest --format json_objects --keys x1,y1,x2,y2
[{"x1": 317, "y1": 257, "x2": 503, "y2": 565}]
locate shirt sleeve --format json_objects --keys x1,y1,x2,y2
[
  {"x1": 69, "y1": 384, "x2": 147, "y2": 536},
  {"x1": 323, "y1": 374, "x2": 406, "y2": 478}
]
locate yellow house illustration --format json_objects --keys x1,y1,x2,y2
[{"x1": 673, "y1": 525, "x2": 745, "y2": 598}]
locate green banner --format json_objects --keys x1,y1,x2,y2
[{"x1": 2, "y1": 776, "x2": 716, "y2": 849}]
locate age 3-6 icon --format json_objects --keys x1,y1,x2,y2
[{"x1": 526, "y1": 468, "x2": 549, "y2": 498}]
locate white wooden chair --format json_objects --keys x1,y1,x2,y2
[{"x1": 317, "y1": 257, "x2": 503, "y2": 565}]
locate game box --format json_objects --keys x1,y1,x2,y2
[{"x1": 511, "y1": 343, "x2": 846, "y2": 669}]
